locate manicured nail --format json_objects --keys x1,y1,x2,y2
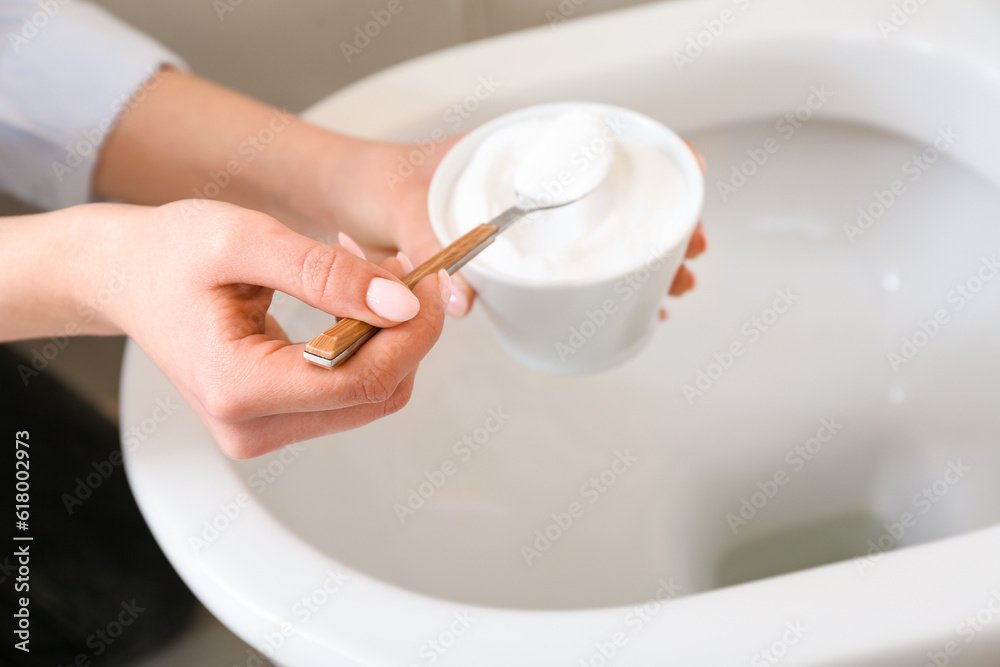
[
  {"x1": 437, "y1": 269, "x2": 453, "y2": 303},
  {"x1": 338, "y1": 232, "x2": 366, "y2": 260},
  {"x1": 397, "y1": 251, "x2": 415, "y2": 274},
  {"x1": 367, "y1": 277, "x2": 419, "y2": 322},
  {"x1": 446, "y1": 284, "x2": 469, "y2": 317}
]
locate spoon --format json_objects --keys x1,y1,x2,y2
[{"x1": 304, "y1": 112, "x2": 615, "y2": 368}]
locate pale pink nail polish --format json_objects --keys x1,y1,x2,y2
[
  {"x1": 338, "y1": 232, "x2": 366, "y2": 260},
  {"x1": 397, "y1": 251, "x2": 416, "y2": 274},
  {"x1": 367, "y1": 277, "x2": 419, "y2": 322},
  {"x1": 446, "y1": 283, "x2": 469, "y2": 318}
]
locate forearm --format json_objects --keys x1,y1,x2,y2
[
  {"x1": 93, "y1": 68, "x2": 394, "y2": 245},
  {"x1": 0, "y1": 205, "x2": 133, "y2": 342}
]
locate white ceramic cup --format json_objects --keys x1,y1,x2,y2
[{"x1": 429, "y1": 102, "x2": 704, "y2": 375}]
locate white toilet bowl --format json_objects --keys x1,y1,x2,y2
[{"x1": 122, "y1": 0, "x2": 1000, "y2": 664}]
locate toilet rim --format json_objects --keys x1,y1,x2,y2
[{"x1": 123, "y1": 1, "x2": 1000, "y2": 664}]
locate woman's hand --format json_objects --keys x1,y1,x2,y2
[{"x1": 2, "y1": 200, "x2": 450, "y2": 458}]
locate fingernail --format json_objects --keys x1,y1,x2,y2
[
  {"x1": 446, "y1": 284, "x2": 469, "y2": 318},
  {"x1": 397, "y1": 251, "x2": 415, "y2": 274},
  {"x1": 338, "y1": 232, "x2": 366, "y2": 260},
  {"x1": 437, "y1": 269, "x2": 453, "y2": 303},
  {"x1": 367, "y1": 277, "x2": 419, "y2": 322}
]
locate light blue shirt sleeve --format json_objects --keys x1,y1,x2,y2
[{"x1": 0, "y1": 0, "x2": 187, "y2": 210}]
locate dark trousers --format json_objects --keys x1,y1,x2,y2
[{"x1": 0, "y1": 345, "x2": 196, "y2": 666}]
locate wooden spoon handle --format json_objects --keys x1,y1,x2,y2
[{"x1": 304, "y1": 222, "x2": 499, "y2": 368}]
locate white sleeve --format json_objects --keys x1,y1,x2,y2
[{"x1": 0, "y1": 0, "x2": 187, "y2": 210}]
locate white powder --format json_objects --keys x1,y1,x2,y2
[
  {"x1": 511, "y1": 108, "x2": 616, "y2": 207},
  {"x1": 447, "y1": 109, "x2": 689, "y2": 283}
]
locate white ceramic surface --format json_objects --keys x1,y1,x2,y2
[
  {"x1": 429, "y1": 101, "x2": 703, "y2": 375},
  {"x1": 122, "y1": 1, "x2": 1000, "y2": 665}
]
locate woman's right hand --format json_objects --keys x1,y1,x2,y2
[{"x1": 56, "y1": 200, "x2": 449, "y2": 458}]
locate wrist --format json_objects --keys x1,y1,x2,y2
[
  {"x1": 0, "y1": 204, "x2": 137, "y2": 342},
  {"x1": 62, "y1": 204, "x2": 146, "y2": 338},
  {"x1": 253, "y1": 123, "x2": 401, "y2": 249}
]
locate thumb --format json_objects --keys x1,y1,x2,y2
[{"x1": 216, "y1": 214, "x2": 421, "y2": 327}]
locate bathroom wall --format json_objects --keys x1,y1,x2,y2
[{"x1": 91, "y1": 0, "x2": 660, "y2": 112}]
